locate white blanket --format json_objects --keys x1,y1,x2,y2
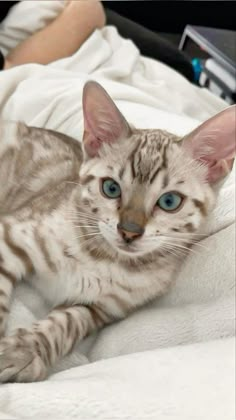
[
  {"x1": 0, "y1": 1, "x2": 235, "y2": 418},
  {"x1": 0, "y1": 338, "x2": 234, "y2": 420}
]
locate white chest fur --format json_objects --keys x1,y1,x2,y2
[
  {"x1": 31, "y1": 249, "x2": 174, "y2": 316},
  {"x1": 10, "y1": 215, "x2": 175, "y2": 316}
]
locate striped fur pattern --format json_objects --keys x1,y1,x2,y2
[{"x1": 0, "y1": 90, "x2": 220, "y2": 382}]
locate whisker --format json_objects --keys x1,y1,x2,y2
[
  {"x1": 70, "y1": 214, "x2": 101, "y2": 222},
  {"x1": 162, "y1": 237, "x2": 209, "y2": 250},
  {"x1": 165, "y1": 232, "x2": 207, "y2": 236},
  {"x1": 74, "y1": 225, "x2": 98, "y2": 228},
  {"x1": 63, "y1": 217, "x2": 98, "y2": 228},
  {"x1": 76, "y1": 232, "x2": 102, "y2": 239},
  {"x1": 158, "y1": 238, "x2": 200, "y2": 255},
  {"x1": 68, "y1": 215, "x2": 99, "y2": 221},
  {"x1": 66, "y1": 181, "x2": 82, "y2": 187},
  {"x1": 164, "y1": 242, "x2": 200, "y2": 256},
  {"x1": 160, "y1": 245, "x2": 181, "y2": 258},
  {"x1": 76, "y1": 211, "x2": 100, "y2": 218},
  {"x1": 76, "y1": 219, "x2": 101, "y2": 225},
  {"x1": 76, "y1": 212, "x2": 101, "y2": 217},
  {"x1": 77, "y1": 238, "x2": 102, "y2": 246},
  {"x1": 178, "y1": 242, "x2": 208, "y2": 251},
  {"x1": 162, "y1": 247, "x2": 189, "y2": 258},
  {"x1": 79, "y1": 235, "x2": 103, "y2": 247},
  {"x1": 77, "y1": 218, "x2": 100, "y2": 223}
]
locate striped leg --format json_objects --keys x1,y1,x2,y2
[
  {"x1": 0, "y1": 303, "x2": 112, "y2": 383},
  {"x1": 0, "y1": 269, "x2": 15, "y2": 338},
  {"x1": 0, "y1": 222, "x2": 32, "y2": 338}
]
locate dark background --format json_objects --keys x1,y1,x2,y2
[
  {"x1": 0, "y1": 1, "x2": 235, "y2": 35},
  {"x1": 104, "y1": 1, "x2": 235, "y2": 33}
]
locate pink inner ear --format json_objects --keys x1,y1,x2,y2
[
  {"x1": 183, "y1": 105, "x2": 236, "y2": 183},
  {"x1": 82, "y1": 81, "x2": 131, "y2": 157},
  {"x1": 82, "y1": 128, "x2": 101, "y2": 158}
]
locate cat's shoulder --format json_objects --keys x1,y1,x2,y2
[{"x1": 0, "y1": 119, "x2": 82, "y2": 159}]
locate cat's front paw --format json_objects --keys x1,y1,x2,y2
[{"x1": 0, "y1": 331, "x2": 48, "y2": 383}]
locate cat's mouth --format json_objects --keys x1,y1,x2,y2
[
  {"x1": 115, "y1": 240, "x2": 149, "y2": 257},
  {"x1": 104, "y1": 235, "x2": 157, "y2": 257},
  {"x1": 117, "y1": 243, "x2": 138, "y2": 253},
  {"x1": 98, "y1": 222, "x2": 152, "y2": 256},
  {"x1": 104, "y1": 234, "x2": 142, "y2": 255}
]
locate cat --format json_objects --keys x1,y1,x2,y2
[{"x1": 0, "y1": 81, "x2": 235, "y2": 383}]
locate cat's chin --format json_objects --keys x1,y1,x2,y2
[
  {"x1": 116, "y1": 245, "x2": 145, "y2": 257},
  {"x1": 101, "y1": 234, "x2": 147, "y2": 257},
  {"x1": 109, "y1": 241, "x2": 157, "y2": 258},
  {"x1": 99, "y1": 223, "x2": 158, "y2": 258}
]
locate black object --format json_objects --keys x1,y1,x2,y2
[
  {"x1": 1, "y1": 1, "x2": 235, "y2": 32},
  {"x1": 106, "y1": 9, "x2": 194, "y2": 82},
  {"x1": 0, "y1": 1, "x2": 18, "y2": 22},
  {"x1": 179, "y1": 25, "x2": 236, "y2": 104},
  {"x1": 179, "y1": 25, "x2": 236, "y2": 76},
  {"x1": 202, "y1": 66, "x2": 236, "y2": 103},
  {"x1": 104, "y1": 1, "x2": 236, "y2": 33},
  {"x1": 0, "y1": 50, "x2": 4, "y2": 70}
]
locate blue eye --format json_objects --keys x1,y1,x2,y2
[
  {"x1": 102, "y1": 179, "x2": 121, "y2": 199},
  {"x1": 157, "y1": 192, "x2": 182, "y2": 212}
]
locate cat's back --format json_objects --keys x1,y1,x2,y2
[{"x1": 0, "y1": 121, "x2": 82, "y2": 214}]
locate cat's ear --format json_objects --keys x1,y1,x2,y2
[
  {"x1": 82, "y1": 81, "x2": 131, "y2": 158},
  {"x1": 182, "y1": 105, "x2": 236, "y2": 183}
]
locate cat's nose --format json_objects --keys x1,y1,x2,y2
[{"x1": 117, "y1": 222, "x2": 144, "y2": 244}]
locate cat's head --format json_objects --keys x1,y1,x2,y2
[{"x1": 77, "y1": 81, "x2": 235, "y2": 259}]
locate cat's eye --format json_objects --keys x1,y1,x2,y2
[
  {"x1": 157, "y1": 192, "x2": 183, "y2": 212},
  {"x1": 102, "y1": 178, "x2": 121, "y2": 199}
]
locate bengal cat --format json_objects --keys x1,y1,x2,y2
[{"x1": 0, "y1": 81, "x2": 235, "y2": 382}]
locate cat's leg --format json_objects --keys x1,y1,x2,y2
[
  {"x1": 0, "y1": 223, "x2": 32, "y2": 337},
  {"x1": 0, "y1": 269, "x2": 15, "y2": 338},
  {"x1": 0, "y1": 302, "x2": 113, "y2": 383}
]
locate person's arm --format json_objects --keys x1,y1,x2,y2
[{"x1": 4, "y1": 0, "x2": 106, "y2": 69}]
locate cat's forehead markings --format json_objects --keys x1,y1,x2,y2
[
  {"x1": 140, "y1": 136, "x2": 148, "y2": 149},
  {"x1": 129, "y1": 137, "x2": 171, "y2": 185},
  {"x1": 128, "y1": 139, "x2": 142, "y2": 178},
  {"x1": 162, "y1": 174, "x2": 169, "y2": 189},
  {"x1": 80, "y1": 174, "x2": 95, "y2": 185},
  {"x1": 149, "y1": 164, "x2": 162, "y2": 185},
  {"x1": 118, "y1": 166, "x2": 125, "y2": 180}
]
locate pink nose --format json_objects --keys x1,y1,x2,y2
[{"x1": 117, "y1": 222, "x2": 144, "y2": 244}]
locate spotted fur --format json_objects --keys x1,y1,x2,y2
[{"x1": 0, "y1": 82, "x2": 234, "y2": 382}]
